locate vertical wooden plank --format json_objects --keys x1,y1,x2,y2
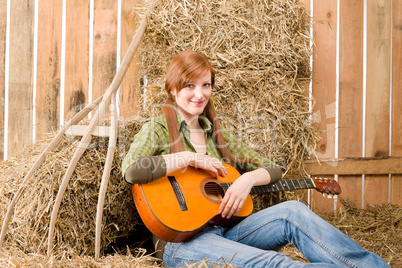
[
  {"x1": 297, "y1": 0, "x2": 311, "y2": 204},
  {"x1": 64, "y1": 0, "x2": 89, "y2": 122},
  {"x1": 365, "y1": 0, "x2": 391, "y2": 206},
  {"x1": 0, "y1": 0, "x2": 7, "y2": 160},
  {"x1": 35, "y1": 0, "x2": 62, "y2": 140},
  {"x1": 8, "y1": 0, "x2": 35, "y2": 158},
  {"x1": 391, "y1": 0, "x2": 402, "y2": 206},
  {"x1": 119, "y1": 0, "x2": 144, "y2": 120},
  {"x1": 337, "y1": 0, "x2": 364, "y2": 209},
  {"x1": 92, "y1": 0, "x2": 117, "y2": 101},
  {"x1": 310, "y1": 0, "x2": 337, "y2": 212}
]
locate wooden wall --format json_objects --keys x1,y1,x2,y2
[
  {"x1": 301, "y1": 0, "x2": 402, "y2": 210},
  {"x1": 0, "y1": 0, "x2": 144, "y2": 161},
  {"x1": 0, "y1": 0, "x2": 401, "y2": 209}
]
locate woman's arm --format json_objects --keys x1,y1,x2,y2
[
  {"x1": 218, "y1": 127, "x2": 283, "y2": 219},
  {"x1": 125, "y1": 151, "x2": 228, "y2": 185},
  {"x1": 219, "y1": 168, "x2": 271, "y2": 219},
  {"x1": 162, "y1": 151, "x2": 227, "y2": 178}
]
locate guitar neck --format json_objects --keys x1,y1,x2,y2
[{"x1": 222, "y1": 178, "x2": 316, "y2": 194}]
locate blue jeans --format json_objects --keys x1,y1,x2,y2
[{"x1": 163, "y1": 201, "x2": 389, "y2": 267}]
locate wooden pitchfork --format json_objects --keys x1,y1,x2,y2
[{"x1": 0, "y1": 0, "x2": 158, "y2": 261}]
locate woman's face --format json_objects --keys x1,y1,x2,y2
[{"x1": 171, "y1": 71, "x2": 212, "y2": 122}]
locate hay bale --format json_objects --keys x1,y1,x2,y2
[
  {"x1": 0, "y1": 246, "x2": 161, "y2": 267},
  {"x1": 322, "y1": 199, "x2": 402, "y2": 267},
  {"x1": 136, "y1": 0, "x2": 318, "y2": 207},
  {"x1": 0, "y1": 120, "x2": 146, "y2": 257},
  {"x1": 137, "y1": 0, "x2": 318, "y2": 178}
]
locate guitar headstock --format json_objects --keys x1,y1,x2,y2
[{"x1": 312, "y1": 177, "x2": 342, "y2": 196}]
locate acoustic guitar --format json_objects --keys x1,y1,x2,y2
[{"x1": 132, "y1": 163, "x2": 341, "y2": 243}]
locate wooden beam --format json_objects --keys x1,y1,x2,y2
[
  {"x1": 364, "y1": 0, "x2": 392, "y2": 206},
  {"x1": 118, "y1": 0, "x2": 144, "y2": 118},
  {"x1": 391, "y1": 0, "x2": 402, "y2": 206},
  {"x1": 65, "y1": 125, "x2": 110, "y2": 137},
  {"x1": 0, "y1": 2, "x2": 7, "y2": 160},
  {"x1": 92, "y1": 0, "x2": 117, "y2": 101},
  {"x1": 310, "y1": 0, "x2": 338, "y2": 211},
  {"x1": 337, "y1": 0, "x2": 364, "y2": 208},
  {"x1": 8, "y1": 0, "x2": 35, "y2": 158},
  {"x1": 306, "y1": 157, "x2": 402, "y2": 175},
  {"x1": 35, "y1": 0, "x2": 63, "y2": 140},
  {"x1": 64, "y1": 0, "x2": 89, "y2": 122}
]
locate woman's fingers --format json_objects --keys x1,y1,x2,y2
[
  {"x1": 219, "y1": 197, "x2": 230, "y2": 217},
  {"x1": 219, "y1": 176, "x2": 253, "y2": 218},
  {"x1": 219, "y1": 193, "x2": 244, "y2": 219},
  {"x1": 193, "y1": 154, "x2": 227, "y2": 178},
  {"x1": 214, "y1": 163, "x2": 227, "y2": 178},
  {"x1": 211, "y1": 158, "x2": 228, "y2": 177}
]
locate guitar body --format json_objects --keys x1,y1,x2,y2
[
  {"x1": 132, "y1": 163, "x2": 342, "y2": 243},
  {"x1": 132, "y1": 164, "x2": 253, "y2": 242}
]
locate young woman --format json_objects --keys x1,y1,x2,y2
[{"x1": 122, "y1": 50, "x2": 389, "y2": 267}]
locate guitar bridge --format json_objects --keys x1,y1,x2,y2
[{"x1": 168, "y1": 176, "x2": 188, "y2": 211}]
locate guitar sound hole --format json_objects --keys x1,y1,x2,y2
[{"x1": 204, "y1": 182, "x2": 225, "y2": 204}]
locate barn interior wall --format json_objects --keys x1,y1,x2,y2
[{"x1": 0, "y1": 0, "x2": 400, "y2": 209}]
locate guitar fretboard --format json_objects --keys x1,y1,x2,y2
[{"x1": 221, "y1": 178, "x2": 316, "y2": 194}]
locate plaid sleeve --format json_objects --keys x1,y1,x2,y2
[
  {"x1": 221, "y1": 127, "x2": 279, "y2": 173},
  {"x1": 121, "y1": 118, "x2": 168, "y2": 177}
]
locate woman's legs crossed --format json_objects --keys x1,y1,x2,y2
[
  {"x1": 163, "y1": 228, "x2": 336, "y2": 268},
  {"x1": 224, "y1": 200, "x2": 389, "y2": 268},
  {"x1": 163, "y1": 201, "x2": 389, "y2": 267}
]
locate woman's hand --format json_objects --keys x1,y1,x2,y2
[
  {"x1": 190, "y1": 153, "x2": 227, "y2": 179},
  {"x1": 219, "y1": 168, "x2": 271, "y2": 219},
  {"x1": 162, "y1": 152, "x2": 227, "y2": 179},
  {"x1": 219, "y1": 173, "x2": 254, "y2": 219}
]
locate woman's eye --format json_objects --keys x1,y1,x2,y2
[
  {"x1": 203, "y1": 83, "x2": 211, "y2": 87},
  {"x1": 186, "y1": 84, "x2": 194, "y2": 88}
]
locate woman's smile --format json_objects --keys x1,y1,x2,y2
[
  {"x1": 190, "y1": 100, "x2": 205, "y2": 105},
  {"x1": 171, "y1": 71, "x2": 212, "y2": 122}
]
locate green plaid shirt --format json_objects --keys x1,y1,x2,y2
[{"x1": 122, "y1": 113, "x2": 277, "y2": 177}]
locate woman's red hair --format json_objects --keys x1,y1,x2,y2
[{"x1": 162, "y1": 50, "x2": 258, "y2": 167}]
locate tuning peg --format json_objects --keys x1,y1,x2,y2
[
  {"x1": 322, "y1": 193, "x2": 327, "y2": 198},
  {"x1": 327, "y1": 194, "x2": 332, "y2": 199}
]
